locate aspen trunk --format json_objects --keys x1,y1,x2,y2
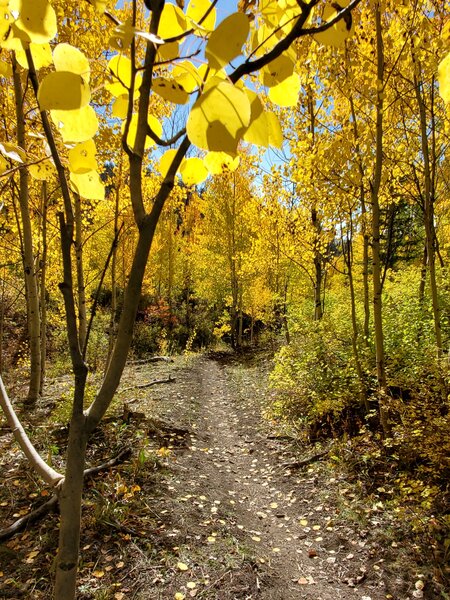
[
  {"x1": 13, "y1": 57, "x2": 41, "y2": 406},
  {"x1": 371, "y1": 2, "x2": 390, "y2": 436},
  {"x1": 39, "y1": 182, "x2": 48, "y2": 394},
  {"x1": 74, "y1": 194, "x2": 87, "y2": 353}
]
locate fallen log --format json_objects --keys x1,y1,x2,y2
[{"x1": 0, "y1": 447, "x2": 132, "y2": 542}]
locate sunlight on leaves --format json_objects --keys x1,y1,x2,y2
[
  {"x1": 38, "y1": 71, "x2": 90, "y2": 111},
  {"x1": 205, "y1": 12, "x2": 249, "y2": 71}
]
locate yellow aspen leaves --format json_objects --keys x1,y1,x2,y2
[
  {"x1": 68, "y1": 140, "x2": 98, "y2": 174},
  {"x1": 266, "y1": 111, "x2": 283, "y2": 148},
  {"x1": 106, "y1": 55, "x2": 141, "y2": 98},
  {"x1": 158, "y1": 149, "x2": 178, "y2": 177},
  {"x1": 156, "y1": 41, "x2": 180, "y2": 63},
  {"x1": 70, "y1": 170, "x2": 104, "y2": 200},
  {"x1": 9, "y1": 0, "x2": 57, "y2": 44},
  {"x1": 243, "y1": 91, "x2": 270, "y2": 147},
  {"x1": 50, "y1": 106, "x2": 99, "y2": 143},
  {"x1": 261, "y1": 54, "x2": 295, "y2": 87},
  {"x1": 0, "y1": 1, "x2": 13, "y2": 45},
  {"x1": 186, "y1": 0, "x2": 216, "y2": 34},
  {"x1": 186, "y1": 80, "x2": 251, "y2": 153},
  {"x1": 0, "y1": 141, "x2": 26, "y2": 163},
  {"x1": 29, "y1": 159, "x2": 55, "y2": 180},
  {"x1": 205, "y1": 12, "x2": 249, "y2": 71},
  {"x1": 157, "y1": 4, "x2": 188, "y2": 39},
  {"x1": 15, "y1": 42, "x2": 52, "y2": 70},
  {"x1": 313, "y1": 1, "x2": 354, "y2": 48},
  {"x1": 112, "y1": 95, "x2": 129, "y2": 119},
  {"x1": 0, "y1": 59, "x2": 12, "y2": 76},
  {"x1": 122, "y1": 113, "x2": 163, "y2": 152},
  {"x1": 38, "y1": 71, "x2": 90, "y2": 111},
  {"x1": 204, "y1": 151, "x2": 240, "y2": 175},
  {"x1": 152, "y1": 77, "x2": 189, "y2": 104},
  {"x1": 53, "y1": 44, "x2": 90, "y2": 84},
  {"x1": 438, "y1": 53, "x2": 450, "y2": 105},
  {"x1": 268, "y1": 72, "x2": 300, "y2": 107},
  {"x1": 172, "y1": 61, "x2": 202, "y2": 93},
  {"x1": 179, "y1": 157, "x2": 208, "y2": 186}
]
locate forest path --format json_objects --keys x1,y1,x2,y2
[{"x1": 137, "y1": 354, "x2": 390, "y2": 600}]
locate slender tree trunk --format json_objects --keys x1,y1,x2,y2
[
  {"x1": 348, "y1": 91, "x2": 370, "y2": 345},
  {"x1": 74, "y1": 193, "x2": 87, "y2": 353},
  {"x1": 414, "y1": 71, "x2": 442, "y2": 358},
  {"x1": 39, "y1": 182, "x2": 48, "y2": 394},
  {"x1": 343, "y1": 223, "x2": 369, "y2": 412},
  {"x1": 107, "y1": 167, "x2": 121, "y2": 368},
  {"x1": 12, "y1": 56, "x2": 41, "y2": 406},
  {"x1": 312, "y1": 208, "x2": 323, "y2": 321},
  {"x1": 371, "y1": 2, "x2": 390, "y2": 436}
]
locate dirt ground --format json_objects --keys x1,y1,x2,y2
[{"x1": 0, "y1": 351, "x2": 440, "y2": 599}]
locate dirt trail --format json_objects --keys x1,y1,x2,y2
[{"x1": 139, "y1": 355, "x2": 391, "y2": 600}]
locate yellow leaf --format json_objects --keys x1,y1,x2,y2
[
  {"x1": 109, "y1": 18, "x2": 134, "y2": 51},
  {"x1": 186, "y1": 0, "x2": 216, "y2": 33},
  {"x1": 156, "y1": 41, "x2": 179, "y2": 63},
  {"x1": 158, "y1": 4, "x2": 188, "y2": 39},
  {"x1": 313, "y1": 0, "x2": 354, "y2": 48},
  {"x1": 9, "y1": 0, "x2": 57, "y2": 44},
  {"x1": 92, "y1": 569, "x2": 105, "y2": 578},
  {"x1": 70, "y1": 170, "x2": 104, "y2": 200},
  {"x1": 174, "y1": 593, "x2": 185, "y2": 600},
  {"x1": 0, "y1": 59, "x2": 11, "y2": 76},
  {"x1": 38, "y1": 71, "x2": 91, "y2": 111},
  {"x1": 177, "y1": 561, "x2": 189, "y2": 571},
  {"x1": 0, "y1": 141, "x2": 26, "y2": 162},
  {"x1": 438, "y1": 52, "x2": 450, "y2": 105},
  {"x1": 261, "y1": 54, "x2": 295, "y2": 87},
  {"x1": 268, "y1": 72, "x2": 300, "y2": 107},
  {"x1": 106, "y1": 54, "x2": 141, "y2": 98},
  {"x1": 29, "y1": 159, "x2": 55, "y2": 180},
  {"x1": 112, "y1": 94, "x2": 129, "y2": 119},
  {"x1": 51, "y1": 106, "x2": 99, "y2": 143},
  {"x1": 172, "y1": 61, "x2": 202, "y2": 93},
  {"x1": 0, "y1": 2, "x2": 14, "y2": 46},
  {"x1": 186, "y1": 80, "x2": 251, "y2": 153},
  {"x1": 204, "y1": 151, "x2": 240, "y2": 175},
  {"x1": 205, "y1": 12, "x2": 249, "y2": 71},
  {"x1": 53, "y1": 43, "x2": 90, "y2": 83},
  {"x1": 122, "y1": 113, "x2": 163, "y2": 152},
  {"x1": 0, "y1": 156, "x2": 8, "y2": 173},
  {"x1": 243, "y1": 91, "x2": 269, "y2": 148},
  {"x1": 159, "y1": 149, "x2": 178, "y2": 177},
  {"x1": 152, "y1": 77, "x2": 189, "y2": 104},
  {"x1": 15, "y1": 42, "x2": 52, "y2": 70},
  {"x1": 266, "y1": 112, "x2": 283, "y2": 148},
  {"x1": 68, "y1": 140, "x2": 98, "y2": 174}
]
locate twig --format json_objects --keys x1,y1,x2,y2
[
  {"x1": 120, "y1": 376, "x2": 175, "y2": 393},
  {"x1": 281, "y1": 450, "x2": 329, "y2": 470}
]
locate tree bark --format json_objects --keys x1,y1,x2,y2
[
  {"x1": 12, "y1": 57, "x2": 41, "y2": 406},
  {"x1": 371, "y1": 2, "x2": 390, "y2": 436}
]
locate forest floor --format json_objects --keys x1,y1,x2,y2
[{"x1": 0, "y1": 350, "x2": 443, "y2": 599}]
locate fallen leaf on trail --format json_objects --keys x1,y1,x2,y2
[
  {"x1": 116, "y1": 561, "x2": 124, "y2": 568},
  {"x1": 93, "y1": 570, "x2": 105, "y2": 578},
  {"x1": 270, "y1": 502, "x2": 278, "y2": 508},
  {"x1": 177, "y1": 562, "x2": 189, "y2": 571},
  {"x1": 187, "y1": 582, "x2": 197, "y2": 589},
  {"x1": 251, "y1": 536, "x2": 261, "y2": 542},
  {"x1": 114, "y1": 594, "x2": 125, "y2": 600},
  {"x1": 298, "y1": 577, "x2": 309, "y2": 584},
  {"x1": 25, "y1": 550, "x2": 39, "y2": 563},
  {"x1": 175, "y1": 593, "x2": 185, "y2": 600},
  {"x1": 308, "y1": 548, "x2": 317, "y2": 558},
  {"x1": 300, "y1": 519, "x2": 308, "y2": 526}
]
